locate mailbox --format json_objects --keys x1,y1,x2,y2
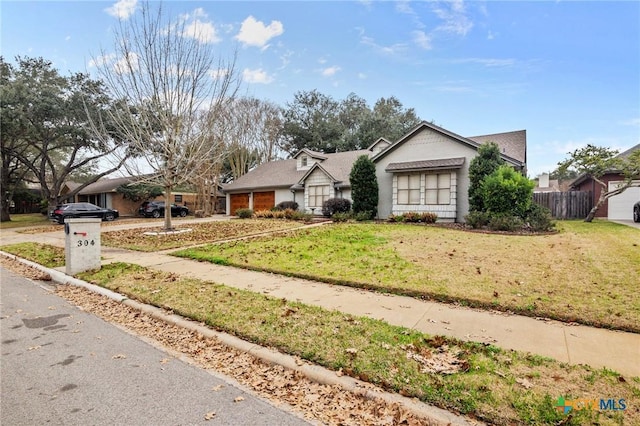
[{"x1": 64, "y1": 218, "x2": 102, "y2": 275}]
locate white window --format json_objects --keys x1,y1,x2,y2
[
  {"x1": 397, "y1": 174, "x2": 421, "y2": 205},
  {"x1": 308, "y1": 185, "x2": 329, "y2": 208},
  {"x1": 301, "y1": 156, "x2": 308, "y2": 167},
  {"x1": 425, "y1": 173, "x2": 451, "y2": 205}
]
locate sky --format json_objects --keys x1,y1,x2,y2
[{"x1": 1, "y1": 0, "x2": 639, "y2": 178}]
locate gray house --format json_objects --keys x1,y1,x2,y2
[{"x1": 224, "y1": 121, "x2": 526, "y2": 222}]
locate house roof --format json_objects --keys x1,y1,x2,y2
[
  {"x1": 371, "y1": 121, "x2": 526, "y2": 167},
  {"x1": 467, "y1": 130, "x2": 527, "y2": 164},
  {"x1": 224, "y1": 150, "x2": 372, "y2": 192},
  {"x1": 385, "y1": 157, "x2": 466, "y2": 173},
  {"x1": 78, "y1": 176, "x2": 137, "y2": 194}
]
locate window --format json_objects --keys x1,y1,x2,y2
[
  {"x1": 425, "y1": 173, "x2": 451, "y2": 205},
  {"x1": 174, "y1": 194, "x2": 183, "y2": 203},
  {"x1": 301, "y1": 156, "x2": 308, "y2": 167},
  {"x1": 397, "y1": 174, "x2": 420, "y2": 205},
  {"x1": 308, "y1": 185, "x2": 329, "y2": 208}
]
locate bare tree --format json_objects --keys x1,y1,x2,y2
[{"x1": 91, "y1": 2, "x2": 239, "y2": 230}]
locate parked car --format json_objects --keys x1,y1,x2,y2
[
  {"x1": 140, "y1": 201, "x2": 189, "y2": 218},
  {"x1": 634, "y1": 201, "x2": 640, "y2": 223},
  {"x1": 50, "y1": 203, "x2": 119, "y2": 224}
]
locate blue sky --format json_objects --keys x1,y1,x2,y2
[{"x1": 2, "y1": 0, "x2": 639, "y2": 177}]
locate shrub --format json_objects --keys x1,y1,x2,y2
[
  {"x1": 235, "y1": 208, "x2": 254, "y2": 219},
  {"x1": 465, "y1": 211, "x2": 491, "y2": 229},
  {"x1": 525, "y1": 203, "x2": 556, "y2": 232},
  {"x1": 350, "y1": 155, "x2": 378, "y2": 218},
  {"x1": 331, "y1": 212, "x2": 352, "y2": 222},
  {"x1": 322, "y1": 198, "x2": 352, "y2": 217},
  {"x1": 291, "y1": 211, "x2": 313, "y2": 222},
  {"x1": 487, "y1": 214, "x2": 523, "y2": 232},
  {"x1": 354, "y1": 211, "x2": 373, "y2": 221},
  {"x1": 468, "y1": 142, "x2": 505, "y2": 212},
  {"x1": 388, "y1": 212, "x2": 438, "y2": 224},
  {"x1": 274, "y1": 201, "x2": 299, "y2": 211},
  {"x1": 482, "y1": 165, "x2": 535, "y2": 218}
]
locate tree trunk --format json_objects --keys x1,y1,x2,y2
[
  {"x1": 0, "y1": 201, "x2": 11, "y2": 222},
  {"x1": 584, "y1": 182, "x2": 608, "y2": 222},
  {"x1": 163, "y1": 187, "x2": 173, "y2": 231}
]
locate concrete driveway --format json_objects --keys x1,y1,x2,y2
[{"x1": 611, "y1": 219, "x2": 640, "y2": 229}]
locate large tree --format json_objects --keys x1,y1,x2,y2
[
  {"x1": 354, "y1": 96, "x2": 421, "y2": 148},
  {"x1": 0, "y1": 56, "x2": 129, "y2": 221},
  {"x1": 558, "y1": 144, "x2": 640, "y2": 222},
  {"x1": 91, "y1": 1, "x2": 240, "y2": 230}
]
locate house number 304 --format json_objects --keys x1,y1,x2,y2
[{"x1": 76, "y1": 239, "x2": 96, "y2": 247}]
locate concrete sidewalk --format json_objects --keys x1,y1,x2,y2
[{"x1": 1, "y1": 223, "x2": 639, "y2": 378}]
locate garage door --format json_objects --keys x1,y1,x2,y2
[
  {"x1": 230, "y1": 193, "x2": 249, "y2": 215},
  {"x1": 608, "y1": 181, "x2": 640, "y2": 220},
  {"x1": 253, "y1": 191, "x2": 275, "y2": 212}
]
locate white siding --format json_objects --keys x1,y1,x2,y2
[{"x1": 375, "y1": 127, "x2": 478, "y2": 222}]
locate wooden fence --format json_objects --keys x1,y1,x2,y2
[{"x1": 533, "y1": 191, "x2": 592, "y2": 219}]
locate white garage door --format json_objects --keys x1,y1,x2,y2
[{"x1": 608, "y1": 181, "x2": 640, "y2": 220}]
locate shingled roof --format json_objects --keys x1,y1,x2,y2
[
  {"x1": 468, "y1": 130, "x2": 527, "y2": 164},
  {"x1": 224, "y1": 150, "x2": 372, "y2": 192}
]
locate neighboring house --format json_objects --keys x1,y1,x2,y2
[
  {"x1": 533, "y1": 173, "x2": 564, "y2": 193},
  {"x1": 61, "y1": 176, "x2": 224, "y2": 216},
  {"x1": 225, "y1": 121, "x2": 526, "y2": 222},
  {"x1": 569, "y1": 144, "x2": 640, "y2": 221}
]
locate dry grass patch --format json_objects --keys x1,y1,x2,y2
[
  {"x1": 175, "y1": 221, "x2": 640, "y2": 331},
  {"x1": 101, "y1": 219, "x2": 304, "y2": 251}
]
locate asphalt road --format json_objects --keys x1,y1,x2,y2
[{"x1": 0, "y1": 267, "x2": 310, "y2": 426}]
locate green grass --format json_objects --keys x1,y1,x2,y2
[
  {"x1": 0, "y1": 242, "x2": 65, "y2": 268},
  {"x1": 0, "y1": 213, "x2": 50, "y2": 229},
  {"x1": 173, "y1": 220, "x2": 640, "y2": 332},
  {"x1": 69, "y1": 262, "x2": 636, "y2": 426}
]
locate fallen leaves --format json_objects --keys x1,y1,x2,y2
[
  {"x1": 112, "y1": 354, "x2": 127, "y2": 359},
  {"x1": 204, "y1": 411, "x2": 216, "y2": 420},
  {"x1": 233, "y1": 396, "x2": 245, "y2": 403}
]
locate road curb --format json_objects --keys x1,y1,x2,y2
[{"x1": 1, "y1": 251, "x2": 480, "y2": 426}]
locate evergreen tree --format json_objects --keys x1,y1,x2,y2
[
  {"x1": 349, "y1": 155, "x2": 378, "y2": 219},
  {"x1": 468, "y1": 142, "x2": 504, "y2": 212}
]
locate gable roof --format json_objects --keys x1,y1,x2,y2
[
  {"x1": 224, "y1": 150, "x2": 372, "y2": 192},
  {"x1": 467, "y1": 130, "x2": 527, "y2": 164},
  {"x1": 292, "y1": 148, "x2": 327, "y2": 160},
  {"x1": 371, "y1": 121, "x2": 526, "y2": 167}
]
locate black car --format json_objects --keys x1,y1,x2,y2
[
  {"x1": 140, "y1": 201, "x2": 189, "y2": 218},
  {"x1": 50, "y1": 203, "x2": 119, "y2": 224},
  {"x1": 634, "y1": 201, "x2": 640, "y2": 223}
]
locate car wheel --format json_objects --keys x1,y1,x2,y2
[
  {"x1": 152, "y1": 210, "x2": 161, "y2": 218},
  {"x1": 104, "y1": 212, "x2": 115, "y2": 221},
  {"x1": 634, "y1": 208, "x2": 640, "y2": 223},
  {"x1": 179, "y1": 210, "x2": 187, "y2": 217}
]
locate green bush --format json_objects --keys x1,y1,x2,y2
[
  {"x1": 488, "y1": 214, "x2": 524, "y2": 232},
  {"x1": 291, "y1": 211, "x2": 313, "y2": 222},
  {"x1": 274, "y1": 201, "x2": 299, "y2": 211},
  {"x1": 482, "y1": 166, "x2": 535, "y2": 218},
  {"x1": 525, "y1": 203, "x2": 556, "y2": 232},
  {"x1": 322, "y1": 198, "x2": 352, "y2": 217},
  {"x1": 465, "y1": 211, "x2": 491, "y2": 229},
  {"x1": 391, "y1": 212, "x2": 438, "y2": 223},
  {"x1": 235, "y1": 208, "x2": 254, "y2": 219},
  {"x1": 468, "y1": 142, "x2": 505, "y2": 212},
  {"x1": 331, "y1": 212, "x2": 352, "y2": 222},
  {"x1": 350, "y1": 155, "x2": 378, "y2": 219},
  {"x1": 354, "y1": 211, "x2": 373, "y2": 221}
]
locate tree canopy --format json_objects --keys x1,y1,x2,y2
[
  {"x1": 557, "y1": 144, "x2": 640, "y2": 222},
  {"x1": 280, "y1": 90, "x2": 421, "y2": 155},
  {"x1": 467, "y1": 142, "x2": 505, "y2": 213},
  {"x1": 0, "y1": 56, "x2": 129, "y2": 221}
]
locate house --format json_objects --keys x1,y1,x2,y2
[
  {"x1": 569, "y1": 144, "x2": 640, "y2": 221},
  {"x1": 533, "y1": 173, "x2": 566, "y2": 193},
  {"x1": 225, "y1": 121, "x2": 527, "y2": 222},
  {"x1": 61, "y1": 176, "x2": 225, "y2": 216}
]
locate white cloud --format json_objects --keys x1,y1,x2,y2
[
  {"x1": 453, "y1": 58, "x2": 516, "y2": 68},
  {"x1": 412, "y1": 30, "x2": 432, "y2": 50},
  {"x1": 65, "y1": 36, "x2": 71, "y2": 42},
  {"x1": 242, "y1": 68, "x2": 273, "y2": 84},
  {"x1": 321, "y1": 66, "x2": 341, "y2": 77},
  {"x1": 361, "y1": 35, "x2": 407, "y2": 55},
  {"x1": 358, "y1": 72, "x2": 367, "y2": 79},
  {"x1": 487, "y1": 30, "x2": 496, "y2": 40},
  {"x1": 105, "y1": 0, "x2": 137, "y2": 19},
  {"x1": 114, "y1": 52, "x2": 139, "y2": 74},
  {"x1": 432, "y1": 0, "x2": 473, "y2": 36},
  {"x1": 236, "y1": 16, "x2": 284, "y2": 49},
  {"x1": 209, "y1": 68, "x2": 228, "y2": 80},
  {"x1": 182, "y1": 19, "x2": 219, "y2": 43},
  {"x1": 88, "y1": 53, "x2": 116, "y2": 68}
]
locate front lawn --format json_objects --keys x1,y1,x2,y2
[
  {"x1": 101, "y1": 219, "x2": 304, "y2": 251},
  {"x1": 174, "y1": 221, "x2": 640, "y2": 332}
]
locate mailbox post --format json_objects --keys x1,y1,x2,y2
[{"x1": 64, "y1": 218, "x2": 102, "y2": 275}]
